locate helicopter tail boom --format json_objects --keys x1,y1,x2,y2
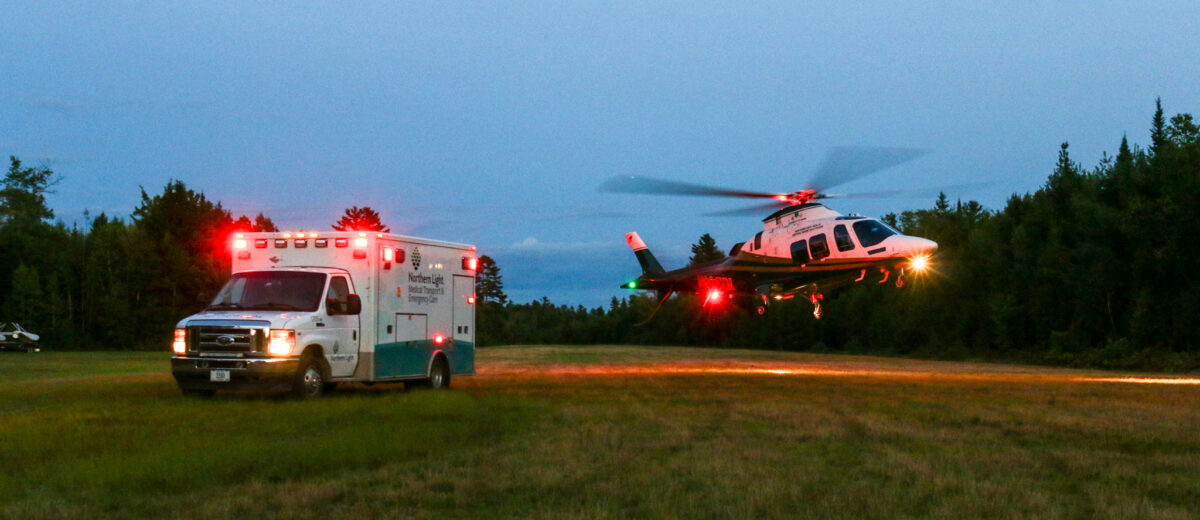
[{"x1": 625, "y1": 232, "x2": 665, "y2": 275}]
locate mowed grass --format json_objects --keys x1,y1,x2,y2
[{"x1": 1, "y1": 347, "x2": 1198, "y2": 519}]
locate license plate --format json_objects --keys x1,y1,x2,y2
[{"x1": 210, "y1": 369, "x2": 231, "y2": 382}]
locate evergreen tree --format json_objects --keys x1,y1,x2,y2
[
  {"x1": 689, "y1": 233, "x2": 723, "y2": 265},
  {"x1": 1116, "y1": 135, "x2": 1132, "y2": 167},
  {"x1": 332, "y1": 206, "x2": 389, "y2": 232},
  {"x1": 253, "y1": 212, "x2": 278, "y2": 232},
  {"x1": 1150, "y1": 97, "x2": 1168, "y2": 155},
  {"x1": 474, "y1": 255, "x2": 507, "y2": 304}
]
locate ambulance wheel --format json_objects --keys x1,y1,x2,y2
[
  {"x1": 428, "y1": 356, "x2": 451, "y2": 390},
  {"x1": 292, "y1": 356, "x2": 326, "y2": 399},
  {"x1": 182, "y1": 388, "x2": 215, "y2": 398}
]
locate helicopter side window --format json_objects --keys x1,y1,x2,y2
[
  {"x1": 834, "y1": 225, "x2": 855, "y2": 252},
  {"x1": 809, "y1": 234, "x2": 830, "y2": 260},
  {"x1": 753, "y1": 232, "x2": 762, "y2": 250},
  {"x1": 852, "y1": 219, "x2": 897, "y2": 248},
  {"x1": 790, "y1": 239, "x2": 810, "y2": 263}
]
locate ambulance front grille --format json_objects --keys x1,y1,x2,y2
[{"x1": 188, "y1": 326, "x2": 264, "y2": 354}]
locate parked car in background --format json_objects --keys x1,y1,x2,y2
[{"x1": 0, "y1": 323, "x2": 40, "y2": 352}]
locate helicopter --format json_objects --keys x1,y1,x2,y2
[{"x1": 602, "y1": 147, "x2": 939, "y2": 320}]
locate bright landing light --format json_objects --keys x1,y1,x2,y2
[{"x1": 909, "y1": 255, "x2": 930, "y2": 272}]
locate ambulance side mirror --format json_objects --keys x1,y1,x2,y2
[{"x1": 345, "y1": 294, "x2": 362, "y2": 315}]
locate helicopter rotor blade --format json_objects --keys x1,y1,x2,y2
[
  {"x1": 822, "y1": 181, "x2": 995, "y2": 200},
  {"x1": 807, "y1": 146, "x2": 931, "y2": 193},
  {"x1": 599, "y1": 175, "x2": 779, "y2": 200},
  {"x1": 702, "y1": 201, "x2": 790, "y2": 217}
]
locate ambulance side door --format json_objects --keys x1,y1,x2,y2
[{"x1": 324, "y1": 275, "x2": 360, "y2": 377}]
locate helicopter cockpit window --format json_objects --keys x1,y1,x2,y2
[
  {"x1": 790, "y1": 239, "x2": 810, "y2": 263},
  {"x1": 834, "y1": 225, "x2": 855, "y2": 252},
  {"x1": 809, "y1": 233, "x2": 830, "y2": 260},
  {"x1": 852, "y1": 219, "x2": 897, "y2": 248},
  {"x1": 753, "y1": 232, "x2": 762, "y2": 250}
]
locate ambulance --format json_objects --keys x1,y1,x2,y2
[{"x1": 170, "y1": 231, "x2": 477, "y2": 398}]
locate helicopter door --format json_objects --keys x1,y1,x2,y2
[
  {"x1": 809, "y1": 234, "x2": 831, "y2": 260},
  {"x1": 790, "y1": 240, "x2": 810, "y2": 263},
  {"x1": 834, "y1": 225, "x2": 855, "y2": 252}
]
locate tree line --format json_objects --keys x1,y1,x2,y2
[{"x1": 3, "y1": 99, "x2": 1197, "y2": 369}]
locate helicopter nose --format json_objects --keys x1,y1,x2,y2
[{"x1": 897, "y1": 236, "x2": 938, "y2": 257}]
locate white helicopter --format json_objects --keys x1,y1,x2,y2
[{"x1": 602, "y1": 147, "x2": 939, "y2": 319}]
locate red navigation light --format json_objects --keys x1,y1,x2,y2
[{"x1": 433, "y1": 334, "x2": 445, "y2": 345}]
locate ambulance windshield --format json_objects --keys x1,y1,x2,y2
[{"x1": 207, "y1": 271, "x2": 326, "y2": 312}]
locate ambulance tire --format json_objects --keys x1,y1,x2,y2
[
  {"x1": 292, "y1": 355, "x2": 327, "y2": 399},
  {"x1": 428, "y1": 355, "x2": 451, "y2": 390}
]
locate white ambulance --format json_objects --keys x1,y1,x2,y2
[{"x1": 171, "y1": 231, "x2": 478, "y2": 398}]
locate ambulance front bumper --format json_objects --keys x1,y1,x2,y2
[{"x1": 171, "y1": 356, "x2": 299, "y2": 391}]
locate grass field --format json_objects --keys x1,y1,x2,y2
[{"x1": 1, "y1": 346, "x2": 1198, "y2": 519}]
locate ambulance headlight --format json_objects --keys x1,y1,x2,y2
[
  {"x1": 173, "y1": 328, "x2": 187, "y2": 354},
  {"x1": 268, "y1": 329, "x2": 296, "y2": 356}
]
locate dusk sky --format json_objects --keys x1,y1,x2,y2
[{"x1": 3, "y1": 2, "x2": 1198, "y2": 307}]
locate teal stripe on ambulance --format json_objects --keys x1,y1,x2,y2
[{"x1": 373, "y1": 339, "x2": 475, "y2": 379}]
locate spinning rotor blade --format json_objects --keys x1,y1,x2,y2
[
  {"x1": 807, "y1": 147, "x2": 931, "y2": 192},
  {"x1": 822, "y1": 181, "x2": 994, "y2": 201},
  {"x1": 599, "y1": 175, "x2": 779, "y2": 200},
  {"x1": 703, "y1": 201, "x2": 789, "y2": 217}
]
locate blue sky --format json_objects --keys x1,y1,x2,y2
[{"x1": 3, "y1": 2, "x2": 1198, "y2": 307}]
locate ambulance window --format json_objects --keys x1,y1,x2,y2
[
  {"x1": 852, "y1": 219, "x2": 897, "y2": 248},
  {"x1": 834, "y1": 225, "x2": 855, "y2": 252},
  {"x1": 326, "y1": 276, "x2": 351, "y2": 314},
  {"x1": 790, "y1": 240, "x2": 810, "y2": 263},
  {"x1": 754, "y1": 232, "x2": 762, "y2": 250},
  {"x1": 809, "y1": 234, "x2": 830, "y2": 260}
]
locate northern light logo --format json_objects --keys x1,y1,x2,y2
[{"x1": 411, "y1": 247, "x2": 421, "y2": 270}]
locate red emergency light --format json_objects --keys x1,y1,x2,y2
[
  {"x1": 698, "y1": 276, "x2": 735, "y2": 308},
  {"x1": 433, "y1": 334, "x2": 445, "y2": 345},
  {"x1": 462, "y1": 257, "x2": 478, "y2": 271}
]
